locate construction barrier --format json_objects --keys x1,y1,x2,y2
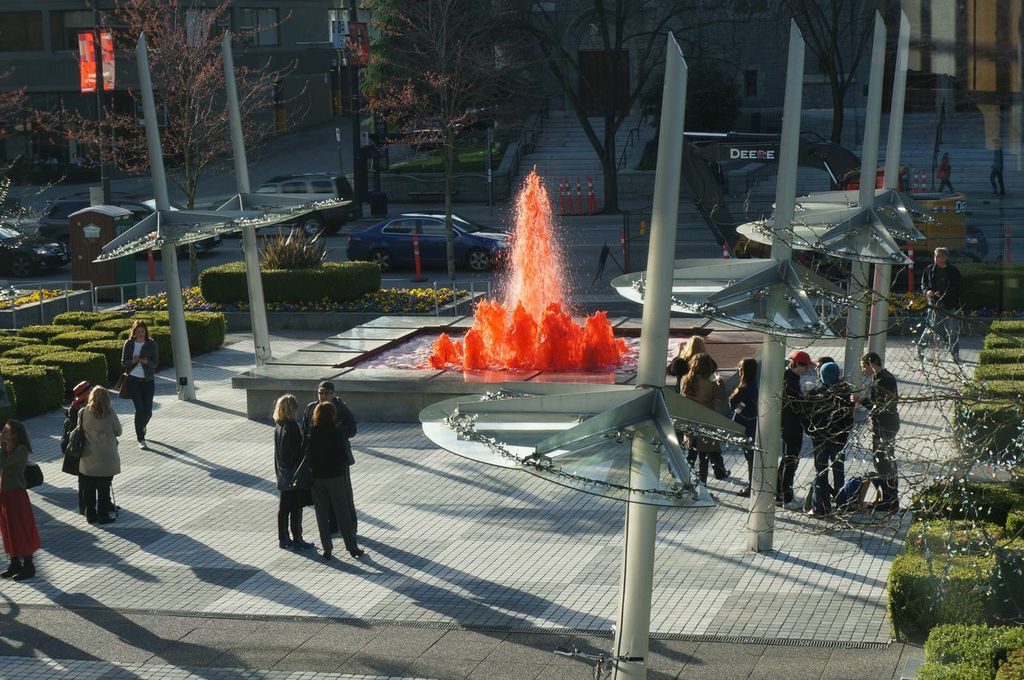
[
  {"x1": 411, "y1": 233, "x2": 427, "y2": 282},
  {"x1": 722, "y1": 242, "x2": 730, "y2": 259},
  {"x1": 911, "y1": 171, "x2": 928, "y2": 193},
  {"x1": 906, "y1": 243, "x2": 915, "y2": 292},
  {"x1": 586, "y1": 176, "x2": 597, "y2": 215},
  {"x1": 576, "y1": 178, "x2": 583, "y2": 215},
  {"x1": 620, "y1": 228, "x2": 630, "y2": 274},
  {"x1": 559, "y1": 178, "x2": 569, "y2": 215},
  {"x1": 1006, "y1": 225, "x2": 1013, "y2": 264}
]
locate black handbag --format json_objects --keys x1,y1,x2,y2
[
  {"x1": 289, "y1": 456, "x2": 312, "y2": 490},
  {"x1": 67, "y1": 410, "x2": 86, "y2": 458},
  {"x1": 24, "y1": 463, "x2": 43, "y2": 489}
]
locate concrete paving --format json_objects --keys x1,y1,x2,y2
[{"x1": 0, "y1": 329, "x2": 964, "y2": 679}]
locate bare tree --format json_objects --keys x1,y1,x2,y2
[{"x1": 365, "y1": 0, "x2": 517, "y2": 280}]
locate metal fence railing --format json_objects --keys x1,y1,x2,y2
[
  {"x1": 0, "y1": 280, "x2": 95, "y2": 328},
  {"x1": 379, "y1": 278, "x2": 492, "y2": 317},
  {"x1": 93, "y1": 281, "x2": 167, "y2": 310}
]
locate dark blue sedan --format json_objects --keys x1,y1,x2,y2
[{"x1": 346, "y1": 213, "x2": 508, "y2": 272}]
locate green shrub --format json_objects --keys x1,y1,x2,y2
[
  {"x1": 79, "y1": 339, "x2": 127, "y2": 384},
  {"x1": 991, "y1": 320, "x2": 1024, "y2": 335},
  {"x1": 1, "y1": 364, "x2": 64, "y2": 418},
  {"x1": 889, "y1": 553, "x2": 995, "y2": 641},
  {"x1": 3, "y1": 344, "x2": 73, "y2": 361},
  {"x1": 183, "y1": 311, "x2": 225, "y2": 353},
  {"x1": 996, "y1": 648, "x2": 1024, "y2": 679},
  {"x1": 954, "y1": 401, "x2": 1024, "y2": 461},
  {"x1": 992, "y1": 541, "x2": 1024, "y2": 623},
  {"x1": 1008, "y1": 511, "x2": 1024, "y2": 537},
  {"x1": 30, "y1": 351, "x2": 106, "y2": 397},
  {"x1": 925, "y1": 624, "x2": 1024, "y2": 674},
  {"x1": 92, "y1": 318, "x2": 140, "y2": 334},
  {"x1": 52, "y1": 311, "x2": 125, "y2": 328},
  {"x1": 917, "y1": 662, "x2": 993, "y2": 680},
  {"x1": 130, "y1": 311, "x2": 169, "y2": 325},
  {"x1": 906, "y1": 520, "x2": 1004, "y2": 556},
  {"x1": 0, "y1": 379, "x2": 14, "y2": 424},
  {"x1": 0, "y1": 335, "x2": 39, "y2": 353},
  {"x1": 960, "y1": 266, "x2": 1024, "y2": 312},
  {"x1": 259, "y1": 232, "x2": 327, "y2": 269},
  {"x1": 50, "y1": 330, "x2": 117, "y2": 350},
  {"x1": 986, "y1": 336, "x2": 1024, "y2": 350},
  {"x1": 914, "y1": 482, "x2": 1024, "y2": 528},
  {"x1": 0, "y1": 358, "x2": 25, "y2": 369},
  {"x1": 17, "y1": 324, "x2": 85, "y2": 343},
  {"x1": 121, "y1": 325, "x2": 173, "y2": 368},
  {"x1": 979, "y1": 349, "x2": 1024, "y2": 366},
  {"x1": 200, "y1": 260, "x2": 380, "y2": 304},
  {"x1": 977, "y1": 365, "x2": 1024, "y2": 382}
]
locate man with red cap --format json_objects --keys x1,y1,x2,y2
[{"x1": 777, "y1": 350, "x2": 814, "y2": 509}]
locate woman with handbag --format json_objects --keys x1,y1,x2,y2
[
  {"x1": 0, "y1": 420, "x2": 42, "y2": 580},
  {"x1": 121, "y1": 320, "x2": 158, "y2": 450},
  {"x1": 682, "y1": 352, "x2": 729, "y2": 484},
  {"x1": 60, "y1": 380, "x2": 93, "y2": 515},
  {"x1": 273, "y1": 394, "x2": 314, "y2": 550},
  {"x1": 79, "y1": 386, "x2": 122, "y2": 524},
  {"x1": 307, "y1": 402, "x2": 364, "y2": 561}
]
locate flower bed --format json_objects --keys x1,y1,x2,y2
[
  {"x1": 0, "y1": 289, "x2": 71, "y2": 310},
  {"x1": 124, "y1": 286, "x2": 472, "y2": 315}
]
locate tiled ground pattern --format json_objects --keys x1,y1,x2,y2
[{"x1": 0, "y1": 331, "x2": 968, "y2": 664}]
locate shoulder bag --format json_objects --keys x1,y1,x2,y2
[
  {"x1": 24, "y1": 463, "x2": 43, "y2": 489},
  {"x1": 115, "y1": 373, "x2": 129, "y2": 399},
  {"x1": 67, "y1": 410, "x2": 87, "y2": 458}
]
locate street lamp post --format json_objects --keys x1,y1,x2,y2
[
  {"x1": 348, "y1": 0, "x2": 365, "y2": 215},
  {"x1": 93, "y1": 8, "x2": 111, "y2": 204}
]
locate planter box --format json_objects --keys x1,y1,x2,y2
[{"x1": 0, "y1": 290, "x2": 94, "y2": 330}]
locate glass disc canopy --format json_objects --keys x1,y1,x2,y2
[
  {"x1": 94, "y1": 196, "x2": 350, "y2": 261},
  {"x1": 611, "y1": 258, "x2": 845, "y2": 338},
  {"x1": 419, "y1": 382, "x2": 748, "y2": 507}
]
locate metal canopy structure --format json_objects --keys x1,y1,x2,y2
[
  {"x1": 421, "y1": 383, "x2": 746, "y2": 507},
  {"x1": 94, "y1": 196, "x2": 349, "y2": 262},
  {"x1": 611, "y1": 258, "x2": 844, "y2": 338}
]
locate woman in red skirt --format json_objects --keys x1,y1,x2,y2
[{"x1": 0, "y1": 420, "x2": 42, "y2": 580}]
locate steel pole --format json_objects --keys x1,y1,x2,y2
[
  {"x1": 222, "y1": 32, "x2": 272, "y2": 367},
  {"x1": 747, "y1": 21, "x2": 803, "y2": 552},
  {"x1": 868, "y1": 12, "x2": 911, "y2": 361},
  {"x1": 136, "y1": 34, "x2": 195, "y2": 400},
  {"x1": 94, "y1": 8, "x2": 110, "y2": 203},
  {"x1": 611, "y1": 33, "x2": 687, "y2": 680},
  {"x1": 844, "y1": 14, "x2": 886, "y2": 380}
]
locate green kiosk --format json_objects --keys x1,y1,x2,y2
[{"x1": 69, "y1": 205, "x2": 137, "y2": 302}]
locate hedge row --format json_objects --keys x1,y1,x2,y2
[
  {"x1": 199, "y1": 260, "x2": 381, "y2": 304},
  {"x1": 956, "y1": 322, "x2": 1024, "y2": 460},
  {"x1": 918, "y1": 624, "x2": 1024, "y2": 679},
  {"x1": 959, "y1": 265, "x2": 1024, "y2": 312},
  {"x1": 52, "y1": 311, "x2": 127, "y2": 328},
  {"x1": 1, "y1": 364, "x2": 65, "y2": 418},
  {"x1": 890, "y1": 483, "x2": 1024, "y2": 641}
]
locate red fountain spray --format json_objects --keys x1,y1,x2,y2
[{"x1": 430, "y1": 171, "x2": 626, "y2": 371}]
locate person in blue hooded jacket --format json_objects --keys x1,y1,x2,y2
[{"x1": 805, "y1": 362, "x2": 855, "y2": 515}]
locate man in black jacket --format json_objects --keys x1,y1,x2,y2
[
  {"x1": 777, "y1": 350, "x2": 813, "y2": 509},
  {"x1": 857, "y1": 352, "x2": 901, "y2": 511},
  {"x1": 805, "y1": 362, "x2": 854, "y2": 515},
  {"x1": 301, "y1": 381, "x2": 357, "y2": 533},
  {"x1": 917, "y1": 247, "x2": 962, "y2": 363}
]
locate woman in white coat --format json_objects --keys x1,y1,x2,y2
[{"x1": 79, "y1": 386, "x2": 122, "y2": 524}]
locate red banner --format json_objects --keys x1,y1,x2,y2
[
  {"x1": 78, "y1": 32, "x2": 97, "y2": 93},
  {"x1": 101, "y1": 32, "x2": 115, "y2": 91},
  {"x1": 79, "y1": 31, "x2": 115, "y2": 93},
  {"x1": 348, "y1": 22, "x2": 369, "y2": 67}
]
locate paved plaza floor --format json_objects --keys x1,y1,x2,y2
[{"x1": 0, "y1": 328, "x2": 970, "y2": 679}]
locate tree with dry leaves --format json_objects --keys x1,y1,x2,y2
[{"x1": 364, "y1": 0, "x2": 518, "y2": 280}]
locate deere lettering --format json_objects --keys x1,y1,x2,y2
[{"x1": 729, "y1": 148, "x2": 777, "y2": 160}]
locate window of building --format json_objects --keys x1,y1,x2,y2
[
  {"x1": 745, "y1": 69, "x2": 759, "y2": 97},
  {"x1": 239, "y1": 8, "x2": 279, "y2": 47},
  {"x1": 50, "y1": 10, "x2": 93, "y2": 52},
  {"x1": 0, "y1": 12, "x2": 44, "y2": 52}
]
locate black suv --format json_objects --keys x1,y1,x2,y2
[
  {"x1": 36, "y1": 196, "x2": 221, "y2": 252},
  {"x1": 254, "y1": 173, "x2": 358, "y2": 235}
]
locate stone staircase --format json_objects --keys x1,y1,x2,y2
[{"x1": 519, "y1": 109, "x2": 655, "y2": 211}]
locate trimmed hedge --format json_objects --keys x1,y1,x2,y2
[
  {"x1": 924, "y1": 624, "x2": 1024, "y2": 676},
  {"x1": 990, "y1": 320, "x2": 1024, "y2": 335},
  {"x1": 182, "y1": 311, "x2": 225, "y2": 353},
  {"x1": 3, "y1": 344, "x2": 73, "y2": 361},
  {"x1": 955, "y1": 401, "x2": 1024, "y2": 460},
  {"x1": 976, "y1": 365, "x2": 1024, "y2": 382},
  {"x1": 992, "y1": 541, "x2": 1024, "y2": 623},
  {"x1": 200, "y1": 260, "x2": 381, "y2": 304},
  {"x1": 906, "y1": 520, "x2": 1004, "y2": 556},
  {"x1": 17, "y1": 324, "x2": 85, "y2": 343},
  {"x1": 93, "y1": 318, "x2": 143, "y2": 334},
  {"x1": 996, "y1": 648, "x2": 1024, "y2": 679},
  {"x1": 52, "y1": 311, "x2": 126, "y2": 328},
  {"x1": 984, "y1": 336, "x2": 1024, "y2": 350},
  {"x1": 30, "y1": 351, "x2": 106, "y2": 396},
  {"x1": 913, "y1": 483, "x2": 1024, "y2": 528},
  {"x1": 79, "y1": 339, "x2": 127, "y2": 384},
  {"x1": 917, "y1": 663, "x2": 992, "y2": 680},
  {"x1": 50, "y1": 330, "x2": 117, "y2": 350},
  {"x1": 0, "y1": 336, "x2": 39, "y2": 353},
  {"x1": 1008, "y1": 510, "x2": 1024, "y2": 537},
  {"x1": 980, "y1": 349, "x2": 1024, "y2": 365},
  {"x1": 1, "y1": 364, "x2": 65, "y2": 418},
  {"x1": 960, "y1": 265, "x2": 1024, "y2": 312},
  {"x1": 889, "y1": 553, "x2": 995, "y2": 640}
]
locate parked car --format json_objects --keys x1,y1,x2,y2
[
  {"x1": 346, "y1": 213, "x2": 508, "y2": 273},
  {"x1": 36, "y1": 195, "x2": 221, "y2": 253},
  {"x1": 254, "y1": 173, "x2": 358, "y2": 236},
  {"x1": 0, "y1": 221, "x2": 69, "y2": 277}
]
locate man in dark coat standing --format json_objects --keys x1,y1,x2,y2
[
  {"x1": 777, "y1": 350, "x2": 813, "y2": 510},
  {"x1": 302, "y1": 381, "x2": 357, "y2": 533},
  {"x1": 917, "y1": 246, "x2": 962, "y2": 363},
  {"x1": 857, "y1": 352, "x2": 901, "y2": 511}
]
